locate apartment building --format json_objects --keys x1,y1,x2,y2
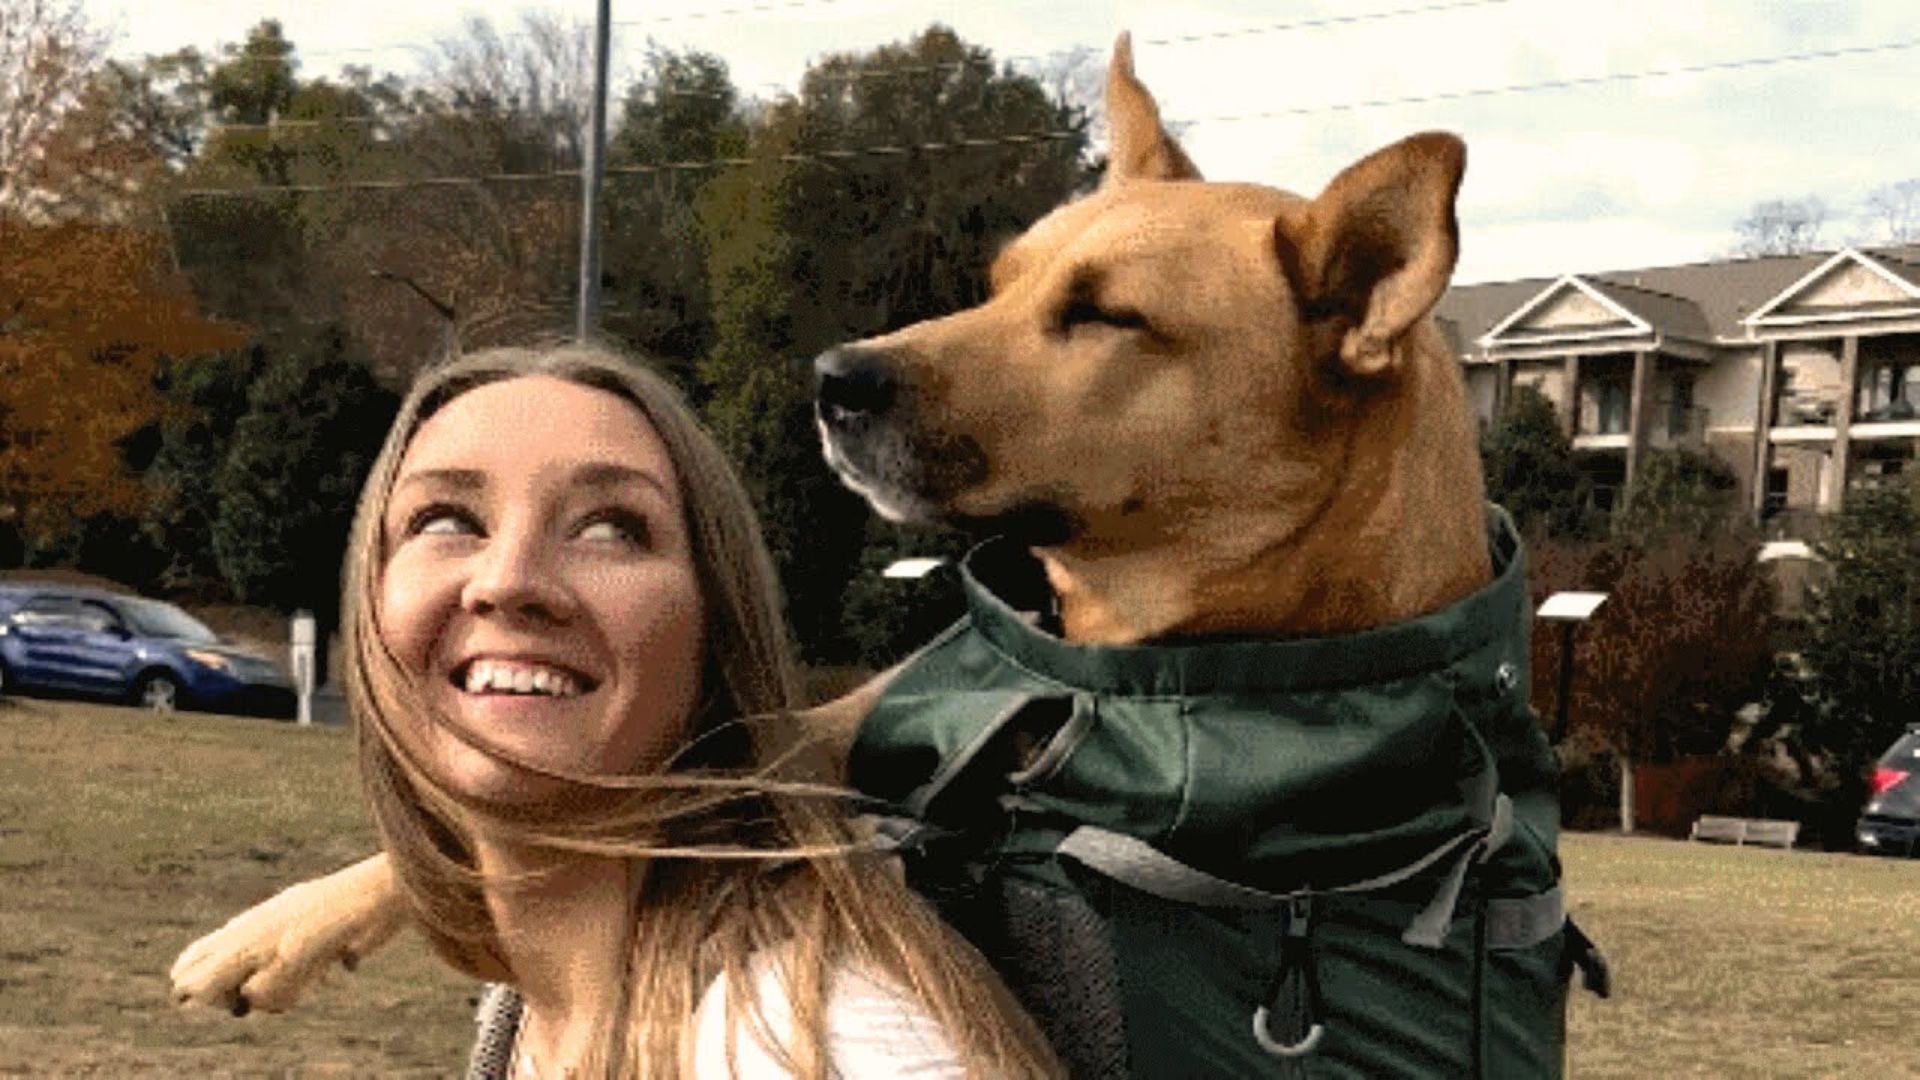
[{"x1": 1436, "y1": 242, "x2": 1920, "y2": 539}]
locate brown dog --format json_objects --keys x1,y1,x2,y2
[{"x1": 170, "y1": 32, "x2": 1487, "y2": 1016}]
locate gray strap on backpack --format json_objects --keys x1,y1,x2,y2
[
  {"x1": 1398, "y1": 703, "x2": 1515, "y2": 948},
  {"x1": 1055, "y1": 819, "x2": 1555, "y2": 952},
  {"x1": 1399, "y1": 791, "x2": 1512, "y2": 948},
  {"x1": 1487, "y1": 885, "x2": 1565, "y2": 951},
  {"x1": 1054, "y1": 826, "x2": 1293, "y2": 910}
]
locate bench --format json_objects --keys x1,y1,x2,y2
[{"x1": 1689, "y1": 815, "x2": 1800, "y2": 849}]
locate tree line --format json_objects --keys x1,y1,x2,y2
[
  {"x1": 0, "y1": 3, "x2": 1095, "y2": 664},
  {"x1": 1731, "y1": 180, "x2": 1920, "y2": 258}
]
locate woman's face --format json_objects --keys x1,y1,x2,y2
[{"x1": 378, "y1": 375, "x2": 705, "y2": 803}]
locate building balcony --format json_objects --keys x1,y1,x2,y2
[
  {"x1": 1567, "y1": 404, "x2": 1708, "y2": 450},
  {"x1": 1655, "y1": 405, "x2": 1709, "y2": 449},
  {"x1": 1774, "y1": 390, "x2": 1840, "y2": 429}
]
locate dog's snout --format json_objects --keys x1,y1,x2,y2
[{"x1": 815, "y1": 346, "x2": 898, "y2": 424}]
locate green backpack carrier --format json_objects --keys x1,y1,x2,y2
[{"x1": 850, "y1": 506, "x2": 1609, "y2": 1078}]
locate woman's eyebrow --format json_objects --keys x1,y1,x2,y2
[
  {"x1": 393, "y1": 468, "x2": 485, "y2": 496},
  {"x1": 571, "y1": 461, "x2": 673, "y2": 502}
]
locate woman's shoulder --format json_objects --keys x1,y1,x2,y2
[{"x1": 691, "y1": 950, "x2": 968, "y2": 1079}]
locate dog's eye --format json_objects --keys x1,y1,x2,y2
[{"x1": 1060, "y1": 299, "x2": 1150, "y2": 334}]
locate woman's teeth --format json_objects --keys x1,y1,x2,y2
[{"x1": 462, "y1": 660, "x2": 582, "y2": 697}]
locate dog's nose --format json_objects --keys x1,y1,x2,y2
[{"x1": 814, "y1": 346, "x2": 898, "y2": 424}]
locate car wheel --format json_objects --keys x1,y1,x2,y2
[{"x1": 135, "y1": 672, "x2": 181, "y2": 714}]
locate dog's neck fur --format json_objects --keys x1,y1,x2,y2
[{"x1": 1037, "y1": 325, "x2": 1491, "y2": 646}]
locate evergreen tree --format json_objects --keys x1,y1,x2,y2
[
  {"x1": 1610, "y1": 446, "x2": 1744, "y2": 548},
  {"x1": 1800, "y1": 477, "x2": 1920, "y2": 770},
  {"x1": 603, "y1": 47, "x2": 751, "y2": 387},
  {"x1": 1481, "y1": 384, "x2": 1594, "y2": 538},
  {"x1": 208, "y1": 325, "x2": 397, "y2": 633},
  {"x1": 142, "y1": 347, "x2": 264, "y2": 593}
]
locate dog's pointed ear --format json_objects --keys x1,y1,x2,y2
[
  {"x1": 1281, "y1": 132, "x2": 1465, "y2": 377},
  {"x1": 1105, "y1": 32, "x2": 1202, "y2": 184}
]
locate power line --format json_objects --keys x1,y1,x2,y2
[
  {"x1": 1137, "y1": 0, "x2": 1506, "y2": 48},
  {"x1": 169, "y1": 128, "x2": 1081, "y2": 199},
  {"x1": 613, "y1": 0, "x2": 849, "y2": 27},
  {"x1": 167, "y1": 33, "x2": 1920, "y2": 201},
  {"x1": 1187, "y1": 36, "x2": 1920, "y2": 125},
  {"x1": 661, "y1": 0, "x2": 1507, "y2": 94}
]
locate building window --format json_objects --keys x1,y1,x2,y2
[
  {"x1": 1857, "y1": 363, "x2": 1920, "y2": 422},
  {"x1": 1667, "y1": 375, "x2": 1696, "y2": 438},
  {"x1": 1764, "y1": 467, "x2": 1789, "y2": 516},
  {"x1": 1595, "y1": 381, "x2": 1630, "y2": 435}
]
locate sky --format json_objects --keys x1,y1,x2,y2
[{"x1": 82, "y1": 0, "x2": 1920, "y2": 284}]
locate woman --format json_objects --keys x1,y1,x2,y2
[{"x1": 342, "y1": 342, "x2": 1058, "y2": 1077}]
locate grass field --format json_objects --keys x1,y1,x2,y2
[{"x1": 4, "y1": 697, "x2": 1920, "y2": 1077}]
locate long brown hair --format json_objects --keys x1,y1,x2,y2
[{"x1": 343, "y1": 343, "x2": 1058, "y2": 1077}]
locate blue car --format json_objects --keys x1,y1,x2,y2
[{"x1": 0, "y1": 583, "x2": 296, "y2": 718}]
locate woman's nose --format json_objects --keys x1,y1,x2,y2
[{"x1": 459, "y1": 529, "x2": 577, "y2": 622}]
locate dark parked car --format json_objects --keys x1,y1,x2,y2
[
  {"x1": 0, "y1": 583, "x2": 295, "y2": 718},
  {"x1": 1856, "y1": 724, "x2": 1920, "y2": 857}
]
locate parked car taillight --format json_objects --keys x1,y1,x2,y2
[{"x1": 1870, "y1": 768, "x2": 1910, "y2": 797}]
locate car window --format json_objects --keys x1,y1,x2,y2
[
  {"x1": 1879, "y1": 733, "x2": 1920, "y2": 769},
  {"x1": 75, "y1": 600, "x2": 126, "y2": 635},
  {"x1": 119, "y1": 597, "x2": 218, "y2": 644},
  {"x1": 10, "y1": 597, "x2": 89, "y2": 627}
]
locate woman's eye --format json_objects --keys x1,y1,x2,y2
[
  {"x1": 406, "y1": 505, "x2": 478, "y2": 537},
  {"x1": 577, "y1": 511, "x2": 650, "y2": 547}
]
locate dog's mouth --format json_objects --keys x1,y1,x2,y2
[
  {"x1": 817, "y1": 413, "x2": 992, "y2": 520},
  {"x1": 818, "y1": 410, "x2": 1086, "y2": 545},
  {"x1": 946, "y1": 501, "x2": 1083, "y2": 547},
  {"x1": 813, "y1": 350, "x2": 1084, "y2": 544}
]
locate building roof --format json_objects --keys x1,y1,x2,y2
[
  {"x1": 1876, "y1": 251, "x2": 1920, "y2": 291},
  {"x1": 1437, "y1": 241, "x2": 1920, "y2": 353},
  {"x1": 1581, "y1": 278, "x2": 1710, "y2": 340}
]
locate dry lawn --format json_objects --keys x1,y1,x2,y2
[
  {"x1": 0, "y1": 697, "x2": 470, "y2": 1076},
  {"x1": 4, "y1": 696, "x2": 1919, "y2": 1076},
  {"x1": 1564, "y1": 830, "x2": 1920, "y2": 1079}
]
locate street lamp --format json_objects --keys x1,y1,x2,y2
[
  {"x1": 1537, "y1": 590, "x2": 1614, "y2": 826},
  {"x1": 1536, "y1": 590, "x2": 1607, "y2": 744},
  {"x1": 883, "y1": 558, "x2": 945, "y2": 580}
]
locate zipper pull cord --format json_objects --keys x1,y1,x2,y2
[{"x1": 1253, "y1": 894, "x2": 1325, "y2": 1058}]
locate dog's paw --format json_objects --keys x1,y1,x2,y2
[{"x1": 170, "y1": 876, "x2": 400, "y2": 1015}]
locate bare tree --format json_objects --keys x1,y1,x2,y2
[
  {"x1": 315, "y1": 13, "x2": 597, "y2": 379},
  {"x1": 0, "y1": 0, "x2": 106, "y2": 219},
  {"x1": 1018, "y1": 45, "x2": 1103, "y2": 138},
  {"x1": 414, "y1": 12, "x2": 595, "y2": 171},
  {"x1": 1861, "y1": 179, "x2": 1920, "y2": 245},
  {"x1": 1731, "y1": 196, "x2": 1830, "y2": 257},
  {"x1": 1015, "y1": 43, "x2": 1187, "y2": 166}
]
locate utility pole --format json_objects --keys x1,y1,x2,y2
[{"x1": 577, "y1": 0, "x2": 613, "y2": 340}]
